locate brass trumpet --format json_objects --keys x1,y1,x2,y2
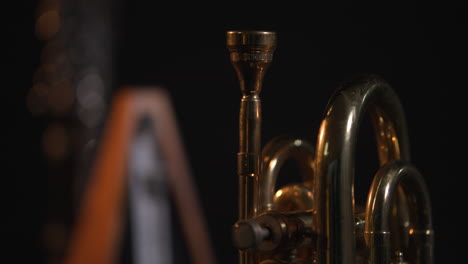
[{"x1": 227, "y1": 31, "x2": 434, "y2": 264}]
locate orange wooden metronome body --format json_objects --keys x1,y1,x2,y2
[{"x1": 61, "y1": 87, "x2": 215, "y2": 264}]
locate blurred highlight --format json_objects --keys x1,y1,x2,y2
[{"x1": 30, "y1": 1, "x2": 216, "y2": 264}]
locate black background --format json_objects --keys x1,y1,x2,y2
[{"x1": 2, "y1": 1, "x2": 459, "y2": 263}]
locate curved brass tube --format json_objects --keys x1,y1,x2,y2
[
  {"x1": 313, "y1": 75, "x2": 410, "y2": 264},
  {"x1": 257, "y1": 136, "x2": 315, "y2": 214},
  {"x1": 365, "y1": 160, "x2": 434, "y2": 264}
]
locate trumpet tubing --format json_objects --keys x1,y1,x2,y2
[{"x1": 227, "y1": 31, "x2": 434, "y2": 264}]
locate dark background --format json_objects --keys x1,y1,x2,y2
[{"x1": 3, "y1": 1, "x2": 459, "y2": 263}]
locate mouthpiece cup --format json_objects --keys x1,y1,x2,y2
[
  {"x1": 226, "y1": 31, "x2": 276, "y2": 47},
  {"x1": 227, "y1": 31, "x2": 276, "y2": 63}
]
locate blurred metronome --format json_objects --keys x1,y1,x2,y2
[{"x1": 59, "y1": 87, "x2": 216, "y2": 264}]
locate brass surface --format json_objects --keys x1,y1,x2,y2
[{"x1": 228, "y1": 31, "x2": 434, "y2": 264}]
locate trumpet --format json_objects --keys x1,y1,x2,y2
[{"x1": 227, "y1": 31, "x2": 434, "y2": 264}]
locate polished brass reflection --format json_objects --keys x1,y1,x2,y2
[{"x1": 227, "y1": 31, "x2": 434, "y2": 264}]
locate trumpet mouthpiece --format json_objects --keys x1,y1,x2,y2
[{"x1": 227, "y1": 31, "x2": 276, "y2": 95}]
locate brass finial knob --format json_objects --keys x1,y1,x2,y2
[{"x1": 232, "y1": 219, "x2": 270, "y2": 250}]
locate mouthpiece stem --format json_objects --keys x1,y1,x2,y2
[{"x1": 227, "y1": 31, "x2": 276, "y2": 264}]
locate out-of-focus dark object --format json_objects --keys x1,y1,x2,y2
[
  {"x1": 30, "y1": 0, "x2": 114, "y2": 262},
  {"x1": 227, "y1": 31, "x2": 434, "y2": 264},
  {"x1": 30, "y1": 0, "x2": 216, "y2": 263}
]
